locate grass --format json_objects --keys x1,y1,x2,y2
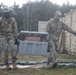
[
  {"x1": 0, "y1": 67, "x2": 76, "y2": 75},
  {"x1": 0, "y1": 52, "x2": 76, "y2": 75},
  {"x1": 18, "y1": 53, "x2": 76, "y2": 61}
]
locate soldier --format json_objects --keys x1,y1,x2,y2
[
  {"x1": 0, "y1": 7, "x2": 18, "y2": 70},
  {"x1": 46, "y1": 11, "x2": 76, "y2": 68}
]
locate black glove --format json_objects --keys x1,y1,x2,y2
[
  {"x1": 15, "y1": 39, "x2": 19, "y2": 45},
  {"x1": 73, "y1": 32, "x2": 76, "y2": 36}
]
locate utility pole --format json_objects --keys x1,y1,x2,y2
[
  {"x1": 27, "y1": 0, "x2": 31, "y2": 31},
  {"x1": 23, "y1": 8, "x2": 26, "y2": 30}
]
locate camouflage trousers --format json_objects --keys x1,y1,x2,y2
[
  {"x1": 47, "y1": 38, "x2": 58, "y2": 65},
  {"x1": 1, "y1": 35, "x2": 17, "y2": 63}
]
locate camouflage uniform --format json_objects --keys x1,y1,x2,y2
[
  {"x1": 0, "y1": 16, "x2": 18, "y2": 63},
  {"x1": 46, "y1": 18, "x2": 76, "y2": 65}
]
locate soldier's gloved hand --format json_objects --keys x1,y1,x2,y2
[
  {"x1": 15, "y1": 38, "x2": 19, "y2": 45},
  {"x1": 73, "y1": 32, "x2": 76, "y2": 36}
]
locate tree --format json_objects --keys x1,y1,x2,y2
[{"x1": 0, "y1": 1, "x2": 75, "y2": 31}]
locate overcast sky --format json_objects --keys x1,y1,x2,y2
[{"x1": 0, "y1": 0, "x2": 76, "y2": 7}]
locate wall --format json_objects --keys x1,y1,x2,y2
[
  {"x1": 63, "y1": 10, "x2": 76, "y2": 55},
  {"x1": 38, "y1": 21, "x2": 48, "y2": 32}
]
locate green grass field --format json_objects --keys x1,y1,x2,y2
[{"x1": 0, "y1": 53, "x2": 76, "y2": 75}]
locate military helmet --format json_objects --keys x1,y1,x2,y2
[
  {"x1": 2, "y1": 7, "x2": 10, "y2": 12},
  {"x1": 2, "y1": 7, "x2": 14, "y2": 13},
  {"x1": 55, "y1": 11, "x2": 62, "y2": 16}
]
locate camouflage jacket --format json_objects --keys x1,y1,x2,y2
[
  {"x1": 0, "y1": 17, "x2": 18, "y2": 38},
  {"x1": 46, "y1": 18, "x2": 75, "y2": 41}
]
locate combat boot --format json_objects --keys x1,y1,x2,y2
[
  {"x1": 5, "y1": 61, "x2": 11, "y2": 70},
  {"x1": 12, "y1": 61, "x2": 18, "y2": 69},
  {"x1": 12, "y1": 58, "x2": 18, "y2": 69}
]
